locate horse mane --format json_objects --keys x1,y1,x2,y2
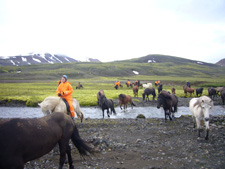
[
  {"x1": 158, "y1": 91, "x2": 171, "y2": 100},
  {"x1": 119, "y1": 94, "x2": 126, "y2": 99},
  {"x1": 193, "y1": 96, "x2": 213, "y2": 108}
]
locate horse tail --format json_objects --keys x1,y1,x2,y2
[{"x1": 71, "y1": 125, "x2": 93, "y2": 157}]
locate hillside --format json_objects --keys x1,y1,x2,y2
[
  {"x1": 216, "y1": 58, "x2": 225, "y2": 66},
  {"x1": 0, "y1": 54, "x2": 224, "y2": 82}
]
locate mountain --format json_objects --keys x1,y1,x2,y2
[
  {"x1": 117, "y1": 54, "x2": 215, "y2": 67},
  {"x1": 216, "y1": 58, "x2": 225, "y2": 66},
  {"x1": 1, "y1": 54, "x2": 225, "y2": 81},
  {"x1": 0, "y1": 53, "x2": 101, "y2": 66}
]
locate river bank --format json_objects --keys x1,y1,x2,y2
[{"x1": 24, "y1": 116, "x2": 225, "y2": 169}]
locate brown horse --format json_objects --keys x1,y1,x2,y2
[
  {"x1": 0, "y1": 112, "x2": 93, "y2": 169},
  {"x1": 171, "y1": 88, "x2": 176, "y2": 94},
  {"x1": 184, "y1": 86, "x2": 194, "y2": 97},
  {"x1": 76, "y1": 83, "x2": 83, "y2": 89},
  {"x1": 133, "y1": 85, "x2": 139, "y2": 97},
  {"x1": 97, "y1": 89, "x2": 105, "y2": 106},
  {"x1": 118, "y1": 94, "x2": 136, "y2": 110}
]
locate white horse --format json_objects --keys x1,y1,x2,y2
[
  {"x1": 143, "y1": 83, "x2": 152, "y2": 89},
  {"x1": 189, "y1": 96, "x2": 213, "y2": 140},
  {"x1": 38, "y1": 97, "x2": 84, "y2": 122}
]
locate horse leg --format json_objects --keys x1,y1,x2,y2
[
  {"x1": 196, "y1": 118, "x2": 201, "y2": 138},
  {"x1": 58, "y1": 142, "x2": 68, "y2": 169},
  {"x1": 66, "y1": 144, "x2": 74, "y2": 169},
  {"x1": 164, "y1": 110, "x2": 167, "y2": 123},
  {"x1": 102, "y1": 109, "x2": 105, "y2": 118},
  {"x1": 107, "y1": 109, "x2": 110, "y2": 117},
  {"x1": 205, "y1": 120, "x2": 210, "y2": 140}
]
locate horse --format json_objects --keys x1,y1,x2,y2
[
  {"x1": 158, "y1": 84, "x2": 163, "y2": 94},
  {"x1": 215, "y1": 87, "x2": 225, "y2": 95},
  {"x1": 221, "y1": 89, "x2": 225, "y2": 105},
  {"x1": 157, "y1": 91, "x2": 178, "y2": 122},
  {"x1": 142, "y1": 87, "x2": 156, "y2": 101},
  {"x1": 189, "y1": 96, "x2": 213, "y2": 140},
  {"x1": 0, "y1": 112, "x2": 93, "y2": 169},
  {"x1": 133, "y1": 85, "x2": 139, "y2": 97},
  {"x1": 208, "y1": 87, "x2": 217, "y2": 100},
  {"x1": 143, "y1": 83, "x2": 152, "y2": 89},
  {"x1": 38, "y1": 97, "x2": 84, "y2": 122},
  {"x1": 97, "y1": 90, "x2": 105, "y2": 106},
  {"x1": 184, "y1": 86, "x2": 195, "y2": 97},
  {"x1": 98, "y1": 94, "x2": 116, "y2": 118},
  {"x1": 126, "y1": 82, "x2": 133, "y2": 88},
  {"x1": 118, "y1": 94, "x2": 136, "y2": 110},
  {"x1": 196, "y1": 87, "x2": 203, "y2": 97},
  {"x1": 76, "y1": 83, "x2": 83, "y2": 89},
  {"x1": 171, "y1": 88, "x2": 176, "y2": 94}
]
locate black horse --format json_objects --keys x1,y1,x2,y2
[
  {"x1": 0, "y1": 112, "x2": 93, "y2": 169},
  {"x1": 157, "y1": 91, "x2": 178, "y2": 122},
  {"x1": 99, "y1": 94, "x2": 116, "y2": 118},
  {"x1": 158, "y1": 84, "x2": 163, "y2": 94},
  {"x1": 196, "y1": 87, "x2": 203, "y2": 97},
  {"x1": 208, "y1": 87, "x2": 217, "y2": 100},
  {"x1": 221, "y1": 89, "x2": 225, "y2": 105},
  {"x1": 142, "y1": 88, "x2": 156, "y2": 101}
]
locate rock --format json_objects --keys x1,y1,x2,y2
[{"x1": 136, "y1": 114, "x2": 146, "y2": 119}]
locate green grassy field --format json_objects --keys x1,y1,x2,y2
[{"x1": 0, "y1": 75, "x2": 224, "y2": 107}]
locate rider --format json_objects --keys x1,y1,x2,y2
[
  {"x1": 127, "y1": 79, "x2": 131, "y2": 87},
  {"x1": 56, "y1": 75, "x2": 75, "y2": 119}
]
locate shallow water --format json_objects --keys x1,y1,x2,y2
[{"x1": 0, "y1": 106, "x2": 224, "y2": 119}]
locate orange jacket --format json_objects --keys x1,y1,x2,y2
[
  {"x1": 56, "y1": 81, "x2": 73, "y2": 100},
  {"x1": 127, "y1": 81, "x2": 130, "y2": 86}
]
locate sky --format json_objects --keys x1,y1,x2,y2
[{"x1": 0, "y1": 0, "x2": 225, "y2": 63}]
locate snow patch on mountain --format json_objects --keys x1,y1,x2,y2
[{"x1": 32, "y1": 57, "x2": 41, "y2": 63}]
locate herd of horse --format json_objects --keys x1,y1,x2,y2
[{"x1": 1, "y1": 81, "x2": 225, "y2": 168}]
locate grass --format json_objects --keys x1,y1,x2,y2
[{"x1": 0, "y1": 76, "x2": 224, "y2": 107}]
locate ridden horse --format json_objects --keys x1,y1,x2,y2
[
  {"x1": 208, "y1": 87, "x2": 217, "y2": 100},
  {"x1": 38, "y1": 97, "x2": 84, "y2": 122},
  {"x1": 196, "y1": 87, "x2": 203, "y2": 97},
  {"x1": 171, "y1": 88, "x2": 176, "y2": 94},
  {"x1": 184, "y1": 86, "x2": 195, "y2": 97},
  {"x1": 133, "y1": 85, "x2": 139, "y2": 97},
  {"x1": 157, "y1": 91, "x2": 178, "y2": 122},
  {"x1": 98, "y1": 94, "x2": 116, "y2": 118},
  {"x1": 0, "y1": 112, "x2": 93, "y2": 169},
  {"x1": 158, "y1": 84, "x2": 163, "y2": 94},
  {"x1": 189, "y1": 96, "x2": 213, "y2": 140},
  {"x1": 142, "y1": 88, "x2": 156, "y2": 101},
  {"x1": 76, "y1": 83, "x2": 83, "y2": 89},
  {"x1": 97, "y1": 90, "x2": 105, "y2": 106},
  {"x1": 126, "y1": 82, "x2": 132, "y2": 88},
  {"x1": 118, "y1": 94, "x2": 136, "y2": 110}
]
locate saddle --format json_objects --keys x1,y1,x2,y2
[{"x1": 62, "y1": 98, "x2": 71, "y2": 115}]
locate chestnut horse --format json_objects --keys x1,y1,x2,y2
[
  {"x1": 133, "y1": 85, "x2": 139, "y2": 97},
  {"x1": 184, "y1": 86, "x2": 195, "y2": 97},
  {"x1": 0, "y1": 112, "x2": 93, "y2": 169},
  {"x1": 118, "y1": 94, "x2": 136, "y2": 110}
]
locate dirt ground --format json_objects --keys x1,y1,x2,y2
[
  {"x1": 24, "y1": 116, "x2": 225, "y2": 169},
  {"x1": 1, "y1": 96, "x2": 224, "y2": 169}
]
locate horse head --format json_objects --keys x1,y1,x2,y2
[
  {"x1": 157, "y1": 92, "x2": 171, "y2": 109},
  {"x1": 99, "y1": 95, "x2": 107, "y2": 107},
  {"x1": 199, "y1": 96, "x2": 213, "y2": 121}
]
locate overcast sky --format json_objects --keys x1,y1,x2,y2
[{"x1": 0, "y1": 0, "x2": 225, "y2": 63}]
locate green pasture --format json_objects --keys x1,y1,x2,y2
[{"x1": 0, "y1": 76, "x2": 224, "y2": 107}]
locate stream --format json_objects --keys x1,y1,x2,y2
[{"x1": 0, "y1": 106, "x2": 225, "y2": 119}]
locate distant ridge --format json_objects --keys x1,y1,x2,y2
[
  {"x1": 216, "y1": 58, "x2": 225, "y2": 66},
  {"x1": 0, "y1": 53, "x2": 101, "y2": 66}
]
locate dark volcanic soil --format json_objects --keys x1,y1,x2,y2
[{"x1": 24, "y1": 116, "x2": 225, "y2": 169}]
